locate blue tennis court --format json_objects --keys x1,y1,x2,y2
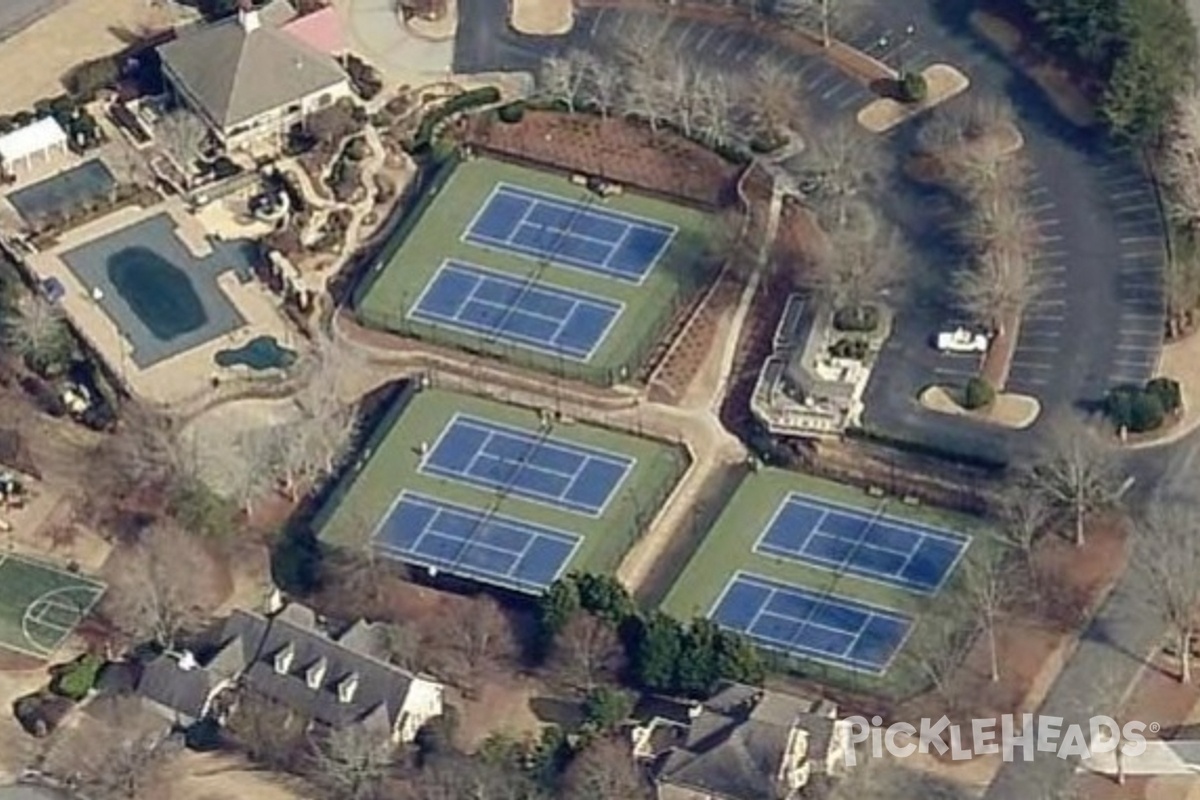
[
  {"x1": 754, "y1": 493, "x2": 970, "y2": 594},
  {"x1": 372, "y1": 492, "x2": 581, "y2": 594},
  {"x1": 463, "y1": 184, "x2": 676, "y2": 284},
  {"x1": 711, "y1": 572, "x2": 912, "y2": 674},
  {"x1": 408, "y1": 261, "x2": 623, "y2": 361},
  {"x1": 421, "y1": 414, "x2": 634, "y2": 516}
]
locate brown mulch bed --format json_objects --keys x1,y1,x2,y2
[
  {"x1": 773, "y1": 196, "x2": 825, "y2": 276},
  {"x1": 464, "y1": 110, "x2": 742, "y2": 209},
  {"x1": 647, "y1": 271, "x2": 741, "y2": 403},
  {"x1": 896, "y1": 515, "x2": 1129, "y2": 745}
]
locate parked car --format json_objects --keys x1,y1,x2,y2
[{"x1": 936, "y1": 327, "x2": 989, "y2": 354}]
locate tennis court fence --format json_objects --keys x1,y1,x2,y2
[{"x1": 355, "y1": 271, "x2": 710, "y2": 387}]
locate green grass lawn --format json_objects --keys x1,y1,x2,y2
[
  {"x1": 661, "y1": 468, "x2": 1003, "y2": 698},
  {"x1": 354, "y1": 156, "x2": 717, "y2": 384},
  {"x1": 0, "y1": 554, "x2": 106, "y2": 658},
  {"x1": 316, "y1": 385, "x2": 689, "y2": 590}
]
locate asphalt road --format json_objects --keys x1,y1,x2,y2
[{"x1": 0, "y1": 0, "x2": 65, "y2": 41}]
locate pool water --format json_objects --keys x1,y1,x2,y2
[
  {"x1": 214, "y1": 336, "x2": 297, "y2": 371},
  {"x1": 107, "y1": 246, "x2": 207, "y2": 340}
]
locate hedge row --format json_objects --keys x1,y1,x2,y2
[{"x1": 409, "y1": 86, "x2": 501, "y2": 153}]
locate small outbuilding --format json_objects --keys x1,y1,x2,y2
[{"x1": 0, "y1": 118, "x2": 69, "y2": 176}]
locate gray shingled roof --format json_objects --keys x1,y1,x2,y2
[
  {"x1": 656, "y1": 684, "x2": 833, "y2": 800},
  {"x1": 134, "y1": 606, "x2": 420, "y2": 733},
  {"x1": 159, "y1": 12, "x2": 346, "y2": 129},
  {"x1": 137, "y1": 656, "x2": 216, "y2": 721}
]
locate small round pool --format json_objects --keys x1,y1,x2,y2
[{"x1": 214, "y1": 336, "x2": 297, "y2": 371}]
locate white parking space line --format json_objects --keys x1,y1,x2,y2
[
  {"x1": 1110, "y1": 190, "x2": 1154, "y2": 201},
  {"x1": 1112, "y1": 203, "x2": 1159, "y2": 215},
  {"x1": 1101, "y1": 174, "x2": 1149, "y2": 188},
  {"x1": 1024, "y1": 315, "x2": 1065, "y2": 322},
  {"x1": 1028, "y1": 185, "x2": 1051, "y2": 196},
  {"x1": 1122, "y1": 250, "x2": 1164, "y2": 259},
  {"x1": 1014, "y1": 346, "x2": 1059, "y2": 354},
  {"x1": 1030, "y1": 202, "x2": 1056, "y2": 214},
  {"x1": 1120, "y1": 236, "x2": 1163, "y2": 244},
  {"x1": 1010, "y1": 361, "x2": 1055, "y2": 370},
  {"x1": 1037, "y1": 234, "x2": 1064, "y2": 244},
  {"x1": 807, "y1": 71, "x2": 840, "y2": 92}
]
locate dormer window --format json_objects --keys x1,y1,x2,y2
[
  {"x1": 274, "y1": 643, "x2": 295, "y2": 675},
  {"x1": 338, "y1": 673, "x2": 359, "y2": 704},
  {"x1": 306, "y1": 657, "x2": 328, "y2": 690}
]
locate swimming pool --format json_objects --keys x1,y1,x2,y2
[{"x1": 214, "y1": 336, "x2": 297, "y2": 371}]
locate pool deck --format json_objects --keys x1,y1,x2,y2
[{"x1": 24, "y1": 199, "x2": 300, "y2": 407}]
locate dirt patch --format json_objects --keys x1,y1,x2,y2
[
  {"x1": 918, "y1": 385, "x2": 1040, "y2": 429},
  {"x1": 451, "y1": 673, "x2": 544, "y2": 751},
  {"x1": 156, "y1": 749, "x2": 317, "y2": 800},
  {"x1": 894, "y1": 516, "x2": 1127, "y2": 788},
  {"x1": 857, "y1": 64, "x2": 971, "y2": 134},
  {"x1": 0, "y1": 0, "x2": 182, "y2": 114},
  {"x1": 968, "y1": 10, "x2": 1099, "y2": 128},
  {"x1": 510, "y1": 0, "x2": 573, "y2": 35},
  {"x1": 465, "y1": 110, "x2": 742, "y2": 209}
]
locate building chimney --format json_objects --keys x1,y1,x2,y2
[
  {"x1": 238, "y1": 0, "x2": 260, "y2": 33},
  {"x1": 338, "y1": 673, "x2": 359, "y2": 704},
  {"x1": 274, "y1": 643, "x2": 295, "y2": 675},
  {"x1": 306, "y1": 657, "x2": 328, "y2": 690}
]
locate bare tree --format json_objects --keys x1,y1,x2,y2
[
  {"x1": 953, "y1": 235, "x2": 1043, "y2": 331},
  {"x1": 561, "y1": 736, "x2": 651, "y2": 800},
  {"x1": 312, "y1": 727, "x2": 394, "y2": 800},
  {"x1": 59, "y1": 696, "x2": 181, "y2": 800},
  {"x1": 381, "y1": 620, "x2": 427, "y2": 673},
  {"x1": 102, "y1": 523, "x2": 221, "y2": 648},
  {"x1": 798, "y1": 119, "x2": 883, "y2": 231},
  {"x1": 538, "y1": 51, "x2": 591, "y2": 113},
  {"x1": 909, "y1": 615, "x2": 974, "y2": 713},
  {"x1": 577, "y1": 50, "x2": 622, "y2": 118},
  {"x1": 228, "y1": 690, "x2": 312, "y2": 770},
  {"x1": 962, "y1": 555, "x2": 1017, "y2": 682},
  {"x1": 1033, "y1": 417, "x2": 1125, "y2": 548},
  {"x1": 745, "y1": 55, "x2": 805, "y2": 137},
  {"x1": 1160, "y1": 87, "x2": 1200, "y2": 234},
  {"x1": 918, "y1": 96, "x2": 1019, "y2": 156},
  {"x1": 227, "y1": 428, "x2": 277, "y2": 517},
  {"x1": 811, "y1": 222, "x2": 907, "y2": 320},
  {"x1": 780, "y1": 0, "x2": 865, "y2": 47},
  {"x1": 1136, "y1": 503, "x2": 1200, "y2": 684},
  {"x1": 430, "y1": 596, "x2": 516, "y2": 692},
  {"x1": 690, "y1": 68, "x2": 735, "y2": 148},
  {"x1": 993, "y1": 481, "x2": 1052, "y2": 581},
  {"x1": 549, "y1": 612, "x2": 625, "y2": 692},
  {"x1": 2, "y1": 294, "x2": 72, "y2": 375},
  {"x1": 156, "y1": 109, "x2": 209, "y2": 174}
]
